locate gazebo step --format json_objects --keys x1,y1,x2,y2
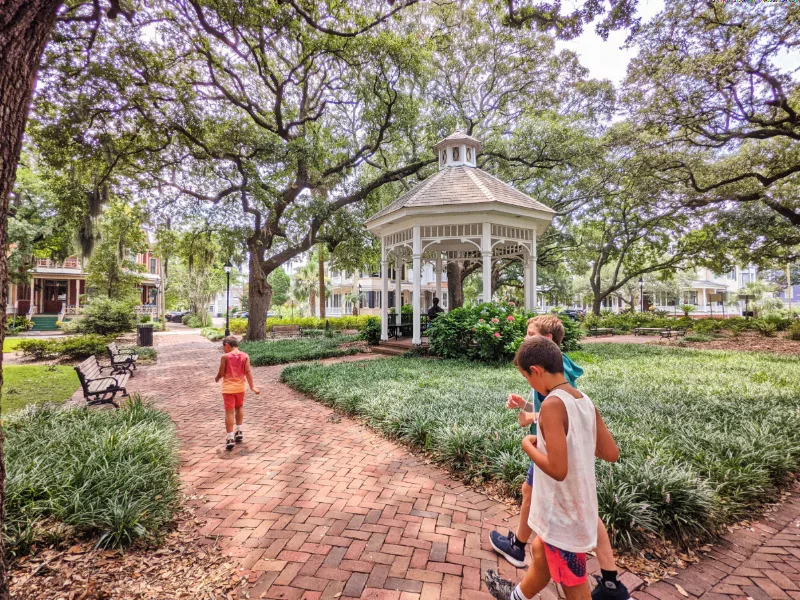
[{"x1": 372, "y1": 344, "x2": 408, "y2": 357}]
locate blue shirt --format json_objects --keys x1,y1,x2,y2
[{"x1": 529, "y1": 354, "x2": 584, "y2": 435}]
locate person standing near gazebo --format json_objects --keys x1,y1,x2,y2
[{"x1": 427, "y1": 297, "x2": 444, "y2": 322}]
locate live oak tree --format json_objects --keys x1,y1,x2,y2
[{"x1": 624, "y1": 0, "x2": 800, "y2": 240}]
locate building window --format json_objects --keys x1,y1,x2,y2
[
  {"x1": 150, "y1": 258, "x2": 157, "y2": 274},
  {"x1": 741, "y1": 272, "x2": 754, "y2": 288},
  {"x1": 441, "y1": 150, "x2": 446, "y2": 163},
  {"x1": 452, "y1": 147, "x2": 459, "y2": 161},
  {"x1": 442, "y1": 291, "x2": 448, "y2": 308},
  {"x1": 684, "y1": 291, "x2": 698, "y2": 305},
  {"x1": 466, "y1": 147, "x2": 472, "y2": 162}
]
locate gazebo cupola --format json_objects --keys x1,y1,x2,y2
[{"x1": 365, "y1": 131, "x2": 556, "y2": 345}]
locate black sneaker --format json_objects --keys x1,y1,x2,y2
[
  {"x1": 234, "y1": 430, "x2": 243, "y2": 443},
  {"x1": 485, "y1": 569, "x2": 515, "y2": 600},
  {"x1": 225, "y1": 437, "x2": 235, "y2": 451},
  {"x1": 489, "y1": 530, "x2": 527, "y2": 568},
  {"x1": 592, "y1": 575, "x2": 630, "y2": 600}
]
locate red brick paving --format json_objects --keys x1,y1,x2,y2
[{"x1": 129, "y1": 334, "x2": 650, "y2": 599}]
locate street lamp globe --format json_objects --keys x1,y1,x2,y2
[{"x1": 224, "y1": 260, "x2": 232, "y2": 274}]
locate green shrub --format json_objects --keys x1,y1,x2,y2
[
  {"x1": 5, "y1": 317, "x2": 33, "y2": 332},
  {"x1": 754, "y1": 320, "x2": 777, "y2": 338},
  {"x1": 201, "y1": 327, "x2": 225, "y2": 341},
  {"x1": 684, "y1": 334, "x2": 714, "y2": 343},
  {"x1": 681, "y1": 304, "x2": 696, "y2": 317},
  {"x1": 241, "y1": 335, "x2": 365, "y2": 366},
  {"x1": 692, "y1": 319, "x2": 724, "y2": 335},
  {"x1": 4, "y1": 397, "x2": 179, "y2": 554},
  {"x1": 360, "y1": 317, "x2": 381, "y2": 345},
  {"x1": 73, "y1": 298, "x2": 136, "y2": 335},
  {"x1": 229, "y1": 318, "x2": 248, "y2": 334},
  {"x1": 17, "y1": 335, "x2": 110, "y2": 360},
  {"x1": 139, "y1": 315, "x2": 151, "y2": 323},
  {"x1": 181, "y1": 313, "x2": 205, "y2": 328},
  {"x1": 426, "y1": 303, "x2": 579, "y2": 363},
  {"x1": 787, "y1": 321, "x2": 800, "y2": 341},
  {"x1": 130, "y1": 346, "x2": 157, "y2": 363}
]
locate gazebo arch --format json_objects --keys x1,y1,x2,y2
[{"x1": 365, "y1": 132, "x2": 556, "y2": 345}]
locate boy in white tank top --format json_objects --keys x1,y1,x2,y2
[{"x1": 486, "y1": 337, "x2": 619, "y2": 600}]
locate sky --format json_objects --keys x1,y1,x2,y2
[{"x1": 555, "y1": 0, "x2": 800, "y2": 85}]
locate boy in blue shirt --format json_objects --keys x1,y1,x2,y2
[{"x1": 489, "y1": 315, "x2": 628, "y2": 600}]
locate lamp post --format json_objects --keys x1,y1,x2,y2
[
  {"x1": 224, "y1": 260, "x2": 232, "y2": 336},
  {"x1": 357, "y1": 283, "x2": 362, "y2": 315},
  {"x1": 639, "y1": 277, "x2": 644, "y2": 312}
]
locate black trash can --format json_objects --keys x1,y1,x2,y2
[{"x1": 137, "y1": 323, "x2": 154, "y2": 346}]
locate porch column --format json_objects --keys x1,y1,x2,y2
[
  {"x1": 524, "y1": 258, "x2": 532, "y2": 311},
  {"x1": 702, "y1": 287, "x2": 707, "y2": 312},
  {"x1": 435, "y1": 253, "x2": 442, "y2": 303},
  {"x1": 412, "y1": 226, "x2": 422, "y2": 345},
  {"x1": 381, "y1": 239, "x2": 389, "y2": 342},
  {"x1": 532, "y1": 229, "x2": 538, "y2": 311},
  {"x1": 30, "y1": 277, "x2": 35, "y2": 315},
  {"x1": 482, "y1": 222, "x2": 492, "y2": 304}
]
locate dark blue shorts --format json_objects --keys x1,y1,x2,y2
[{"x1": 526, "y1": 461, "x2": 535, "y2": 486}]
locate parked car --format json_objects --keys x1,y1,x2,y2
[
  {"x1": 558, "y1": 309, "x2": 585, "y2": 321},
  {"x1": 166, "y1": 310, "x2": 190, "y2": 323},
  {"x1": 238, "y1": 312, "x2": 249, "y2": 319}
]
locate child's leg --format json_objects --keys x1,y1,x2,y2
[
  {"x1": 518, "y1": 537, "x2": 552, "y2": 599},
  {"x1": 225, "y1": 408, "x2": 235, "y2": 433},
  {"x1": 235, "y1": 406, "x2": 244, "y2": 426},
  {"x1": 563, "y1": 582, "x2": 591, "y2": 600},
  {"x1": 595, "y1": 518, "x2": 617, "y2": 572},
  {"x1": 517, "y1": 481, "x2": 533, "y2": 543}
]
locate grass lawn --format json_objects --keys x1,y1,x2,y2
[
  {"x1": 3, "y1": 337, "x2": 25, "y2": 353},
  {"x1": 281, "y1": 343, "x2": 800, "y2": 550},
  {"x1": 240, "y1": 335, "x2": 365, "y2": 366},
  {"x1": 3, "y1": 365, "x2": 79, "y2": 413}
]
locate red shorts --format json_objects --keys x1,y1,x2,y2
[
  {"x1": 223, "y1": 392, "x2": 245, "y2": 410},
  {"x1": 543, "y1": 541, "x2": 587, "y2": 587}
]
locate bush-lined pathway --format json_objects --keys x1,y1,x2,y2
[{"x1": 130, "y1": 333, "x2": 800, "y2": 600}]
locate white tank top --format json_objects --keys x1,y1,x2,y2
[{"x1": 527, "y1": 388, "x2": 598, "y2": 552}]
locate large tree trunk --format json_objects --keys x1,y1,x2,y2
[
  {"x1": 309, "y1": 289, "x2": 316, "y2": 318},
  {"x1": 0, "y1": 2, "x2": 63, "y2": 596},
  {"x1": 446, "y1": 262, "x2": 466, "y2": 309},
  {"x1": 246, "y1": 243, "x2": 272, "y2": 341},
  {"x1": 592, "y1": 295, "x2": 604, "y2": 316},
  {"x1": 318, "y1": 246, "x2": 325, "y2": 319}
]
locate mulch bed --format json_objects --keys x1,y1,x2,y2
[
  {"x1": 9, "y1": 504, "x2": 242, "y2": 600},
  {"x1": 668, "y1": 331, "x2": 800, "y2": 355}
]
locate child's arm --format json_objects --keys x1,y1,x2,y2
[
  {"x1": 245, "y1": 356, "x2": 260, "y2": 394},
  {"x1": 522, "y1": 398, "x2": 568, "y2": 481},
  {"x1": 508, "y1": 393, "x2": 536, "y2": 427},
  {"x1": 215, "y1": 355, "x2": 227, "y2": 382},
  {"x1": 595, "y1": 408, "x2": 619, "y2": 462}
]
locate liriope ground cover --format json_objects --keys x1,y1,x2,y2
[
  {"x1": 281, "y1": 344, "x2": 800, "y2": 550},
  {"x1": 4, "y1": 397, "x2": 180, "y2": 555},
  {"x1": 240, "y1": 335, "x2": 365, "y2": 367}
]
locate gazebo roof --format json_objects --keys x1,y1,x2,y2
[
  {"x1": 433, "y1": 131, "x2": 482, "y2": 151},
  {"x1": 365, "y1": 166, "x2": 555, "y2": 224}
]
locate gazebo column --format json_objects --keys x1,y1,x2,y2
[
  {"x1": 524, "y1": 258, "x2": 532, "y2": 311},
  {"x1": 381, "y1": 239, "x2": 389, "y2": 341},
  {"x1": 412, "y1": 226, "x2": 422, "y2": 345},
  {"x1": 394, "y1": 253, "x2": 402, "y2": 317},
  {"x1": 482, "y1": 222, "x2": 492, "y2": 304},
  {"x1": 435, "y1": 253, "x2": 442, "y2": 304},
  {"x1": 532, "y1": 230, "x2": 538, "y2": 311}
]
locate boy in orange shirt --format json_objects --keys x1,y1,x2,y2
[{"x1": 215, "y1": 337, "x2": 260, "y2": 450}]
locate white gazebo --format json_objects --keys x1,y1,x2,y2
[{"x1": 365, "y1": 132, "x2": 556, "y2": 345}]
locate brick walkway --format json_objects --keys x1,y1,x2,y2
[
  {"x1": 634, "y1": 486, "x2": 800, "y2": 600},
  {"x1": 129, "y1": 334, "x2": 800, "y2": 600},
  {"x1": 131, "y1": 334, "x2": 529, "y2": 600}
]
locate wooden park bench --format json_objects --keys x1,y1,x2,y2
[
  {"x1": 271, "y1": 324, "x2": 302, "y2": 339},
  {"x1": 74, "y1": 356, "x2": 129, "y2": 408},
  {"x1": 633, "y1": 327, "x2": 664, "y2": 336},
  {"x1": 659, "y1": 327, "x2": 688, "y2": 340},
  {"x1": 587, "y1": 326, "x2": 614, "y2": 337},
  {"x1": 107, "y1": 341, "x2": 138, "y2": 376}
]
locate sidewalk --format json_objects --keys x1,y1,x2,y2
[{"x1": 130, "y1": 334, "x2": 532, "y2": 599}]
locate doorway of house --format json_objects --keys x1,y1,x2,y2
[{"x1": 42, "y1": 279, "x2": 67, "y2": 313}]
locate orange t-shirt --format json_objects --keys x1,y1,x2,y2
[{"x1": 222, "y1": 351, "x2": 249, "y2": 394}]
